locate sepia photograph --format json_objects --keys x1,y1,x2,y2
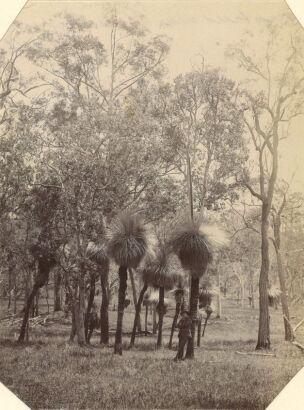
[{"x1": 0, "y1": 0, "x2": 304, "y2": 408}]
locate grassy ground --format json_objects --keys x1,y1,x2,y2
[{"x1": 0, "y1": 298, "x2": 303, "y2": 409}]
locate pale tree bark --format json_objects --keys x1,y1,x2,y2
[{"x1": 271, "y1": 190, "x2": 295, "y2": 342}]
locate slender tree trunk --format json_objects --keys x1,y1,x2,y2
[
  {"x1": 168, "y1": 299, "x2": 182, "y2": 349},
  {"x1": 256, "y1": 207, "x2": 271, "y2": 349},
  {"x1": 70, "y1": 306, "x2": 76, "y2": 342},
  {"x1": 34, "y1": 291, "x2": 39, "y2": 316},
  {"x1": 216, "y1": 270, "x2": 221, "y2": 318},
  {"x1": 100, "y1": 262, "x2": 110, "y2": 345},
  {"x1": 129, "y1": 268, "x2": 142, "y2": 332},
  {"x1": 152, "y1": 304, "x2": 157, "y2": 334},
  {"x1": 145, "y1": 304, "x2": 148, "y2": 335},
  {"x1": 197, "y1": 315, "x2": 202, "y2": 347},
  {"x1": 44, "y1": 283, "x2": 49, "y2": 314},
  {"x1": 130, "y1": 282, "x2": 148, "y2": 347},
  {"x1": 85, "y1": 274, "x2": 96, "y2": 342},
  {"x1": 54, "y1": 271, "x2": 62, "y2": 312},
  {"x1": 273, "y1": 215, "x2": 294, "y2": 342},
  {"x1": 13, "y1": 285, "x2": 17, "y2": 315},
  {"x1": 186, "y1": 276, "x2": 199, "y2": 359},
  {"x1": 114, "y1": 266, "x2": 128, "y2": 355},
  {"x1": 156, "y1": 287, "x2": 165, "y2": 348},
  {"x1": 18, "y1": 284, "x2": 39, "y2": 343},
  {"x1": 72, "y1": 276, "x2": 86, "y2": 346}
]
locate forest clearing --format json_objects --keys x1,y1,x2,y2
[
  {"x1": 1, "y1": 297, "x2": 304, "y2": 409},
  {"x1": 1, "y1": 1, "x2": 304, "y2": 409}
]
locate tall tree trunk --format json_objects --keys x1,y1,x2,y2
[
  {"x1": 130, "y1": 282, "x2": 148, "y2": 347},
  {"x1": 216, "y1": 270, "x2": 221, "y2": 318},
  {"x1": 256, "y1": 207, "x2": 271, "y2": 349},
  {"x1": 186, "y1": 276, "x2": 199, "y2": 359},
  {"x1": 45, "y1": 283, "x2": 50, "y2": 314},
  {"x1": 114, "y1": 266, "x2": 128, "y2": 355},
  {"x1": 156, "y1": 287, "x2": 165, "y2": 348},
  {"x1": 70, "y1": 306, "x2": 76, "y2": 342},
  {"x1": 54, "y1": 271, "x2": 62, "y2": 312},
  {"x1": 73, "y1": 276, "x2": 86, "y2": 346},
  {"x1": 168, "y1": 299, "x2": 182, "y2": 349},
  {"x1": 145, "y1": 304, "x2": 148, "y2": 335},
  {"x1": 18, "y1": 284, "x2": 39, "y2": 343},
  {"x1": 273, "y1": 214, "x2": 294, "y2": 342},
  {"x1": 100, "y1": 262, "x2": 110, "y2": 345},
  {"x1": 152, "y1": 304, "x2": 157, "y2": 334},
  {"x1": 13, "y1": 285, "x2": 17, "y2": 315},
  {"x1": 129, "y1": 268, "x2": 141, "y2": 332},
  {"x1": 197, "y1": 315, "x2": 202, "y2": 347},
  {"x1": 85, "y1": 274, "x2": 96, "y2": 342},
  {"x1": 34, "y1": 291, "x2": 39, "y2": 316}
]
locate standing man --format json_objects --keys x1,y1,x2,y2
[{"x1": 174, "y1": 309, "x2": 192, "y2": 361}]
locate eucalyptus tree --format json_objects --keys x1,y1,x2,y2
[
  {"x1": 228, "y1": 15, "x2": 304, "y2": 348},
  {"x1": 155, "y1": 69, "x2": 247, "y2": 213}
]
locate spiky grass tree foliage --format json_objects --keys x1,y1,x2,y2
[
  {"x1": 169, "y1": 217, "x2": 228, "y2": 358},
  {"x1": 86, "y1": 241, "x2": 109, "y2": 344},
  {"x1": 108, "y1": 211, "x2": 149, "y2": 355},
  {"x1": 130, "y1": 247, "x2": 183, "y2": 348}
]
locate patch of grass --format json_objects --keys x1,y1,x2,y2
[{"x1": 0, "y1": 298, "x2": 303, "y2": 409}]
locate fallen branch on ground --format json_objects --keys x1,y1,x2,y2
[
  {"x1": 235, "y1": 351, "x2": 276, "y2": 357},
  {"x1": 292, "y1": 341, "x2": 304, "y2": 352}
]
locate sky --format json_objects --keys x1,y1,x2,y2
[{"x1": 2, "y1": 0, "x2": 304, "y2": 193}]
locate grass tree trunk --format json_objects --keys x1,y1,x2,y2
[
  {"x1": 18, "y1": 283, "x2": 40, "y2": 343},
  {"x1": 100, "y1": 268, "x2": 110, "y2": 345},
  {"x1": 114, "y1": 266, "x2": 128, "y2": 355},
  {"x1": 152, "y1": 304, "x2": 157, "y2": 334},
  {"x1": 54, "y1": 271, "x2": 62, "y2": 312},
  {"x1": 129, "y1": 268, "x2": 142, "y2": 332},
  {"x1": 85, "y1": 274, "x2": 96, "y2": 342},
  {"x1": 186, "y1": 276, "x2": 200, "y2": 359},
  {"x1": 130, "y1": 282, "x2": 148, "y2": 347},
  {"x1": 256, "y1": 207, "x2": 271, "y2": 349},
  {"x1": 156, "y1": 287, "x2": 165, "y2": 348},
  {"x1": 168, "y1": 298, "x2": 182, "y2": 349}
]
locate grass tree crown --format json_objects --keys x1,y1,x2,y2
[
  {"x1": 107, "y1": 211, "x2": 151, "y2": 268},
  {"x1": 140, "y1": 245, "x2": 185, "y2": 290},
  {"x1": 169, "y1": 216, "x2": 229, "y2": 278}
]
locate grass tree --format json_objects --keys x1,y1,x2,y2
[
  {"x1": 108, "y1": 211, "x2": 150, "y2": 355},
  {"x1": 86, "y1": 241, "x2": 109, "y2": 344},
  {"x1": 169, "y1": 217, "x2": 228, "y2": 358},
  {"x1": 130, "y1": 244, "x2": 184, "y2": 348}
]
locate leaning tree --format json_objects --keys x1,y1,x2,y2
[
  {"x1": 169, "y1": 216, "x2": 228, "y2": 358},
  {"x1": 107, "y1": 211, "x2": 151, "y2": 355}
]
